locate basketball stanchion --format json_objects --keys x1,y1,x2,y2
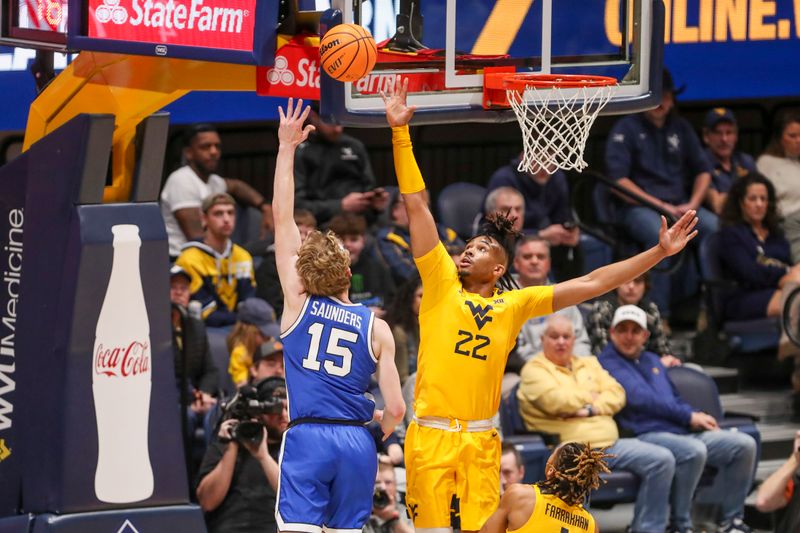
[{"x1": 484, "y1": 70, "x2": 618, "y2": 174}]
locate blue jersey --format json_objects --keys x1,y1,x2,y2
[{"x1": 281, "y1": 295, "x2": 376, "y2": 423}]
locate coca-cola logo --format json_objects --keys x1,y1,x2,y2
[{"x1": 94, "y1": 341, "x2": 151, "y2": 377}]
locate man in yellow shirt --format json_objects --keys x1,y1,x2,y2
[
  {"x1": 517, "y1": 315, "x2": 675, "y2": 533},
  {"x1": 382, "y1": 78, "x2": 698, "y2": 531}
]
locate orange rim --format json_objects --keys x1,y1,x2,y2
[{"x1": 502, "y1": 73, "x2": 618, "y2": 91}]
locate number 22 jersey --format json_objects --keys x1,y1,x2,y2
[
  {"x1": 414, "y1": 242, "x2": 553, "y2": 421},
  {"x1": 281, "y1": 296, "x2": 377, "y2": 422}
]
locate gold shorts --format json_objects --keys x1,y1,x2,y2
[{"x1": 404, "y1": 421, "x2": 501, "y2": 529}]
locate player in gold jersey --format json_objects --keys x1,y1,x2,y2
[
  {"x1": 480, "y1": 443, "x2": 611, "y2": 533},
  {"x1": 382, "y1": 78, "x2": 699, "y2": 531}
]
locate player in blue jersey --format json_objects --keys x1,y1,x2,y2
[{"x1": 272, "y1": 99, "x2": 406, "y2": 532}]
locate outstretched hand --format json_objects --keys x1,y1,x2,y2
[
  {"x1": 658, "y1": 210, "x2": 699, "y2": 256},
  {"x1": 381, "y1": 76, "x2": 417, "y2": 127},
  {"x1": 278, "y1": 98, "x2": 315, "y2": 147}
]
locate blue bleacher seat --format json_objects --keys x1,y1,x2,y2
[
  {"x1": 666, "y1": 365, "x2": 761, "y2": 503},
  {"x1": 436, "y1": 182, "x2": 486, "y2": 241}
]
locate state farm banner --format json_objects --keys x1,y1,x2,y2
[
  {"x1": 256, "y1": 36, "x2": 467, "y2": 100},
  {"x1": 86, "y1": 0, "x2": 256, "y2": 50}
]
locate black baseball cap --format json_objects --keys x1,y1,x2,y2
[
  {"x1": 704, "y1": 107, "x2": 737, "y2": 129},
  {"x1": 662, "y1": 69, "x2": 686, "y2": 95},
  {"x1": 255, "y1": 376, "x2": 287, "y2": 402}
]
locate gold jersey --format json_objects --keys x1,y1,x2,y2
[
  {"x1": 513, "y1": 485, "x2": 595, "y2": 533},
  {"x1": 413, "y1": 242, "x2": 553, "y2": 421}
]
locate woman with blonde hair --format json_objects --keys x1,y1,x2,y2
[{"x1": 226, "y1": 297, "x2": 280, "y2": 387}]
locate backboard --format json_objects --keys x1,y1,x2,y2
[{"x1": 319, "y1": 0, "x2": 664, "y2": 127}]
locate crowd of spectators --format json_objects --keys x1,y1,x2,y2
[{"x1": 160, "y1": 75, "x2": 800, "y2": 532}]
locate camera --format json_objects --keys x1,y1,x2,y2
[
  {"x1": 220, "y1": 383, "x2": 284, "y2": 445},
  {"x1": 373, "y1": 487, "x2": 391, "y2": 509}
]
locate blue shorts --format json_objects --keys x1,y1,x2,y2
[{"x1": 276, "y1": 423, "x2": 377, "y2": 532}]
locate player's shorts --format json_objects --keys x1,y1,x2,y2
[
  {"x1": 276, "y1": 423, "x2": 377, "y2": 532},
  {"x1": 404, "y1": 419, "x2": 501, "y2": 529}
]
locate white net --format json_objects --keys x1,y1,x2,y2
[{"x1": 507, "y1": 82, "x2": 617, "y2": 174}]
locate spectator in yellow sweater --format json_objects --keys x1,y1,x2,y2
[
  {"x1": 227, "y1": 298, "x2": 280, "y2": 387},
  {"x1": 516, "y1": 314, "x2": 677, "y2": 533}
]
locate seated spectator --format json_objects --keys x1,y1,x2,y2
[
  {"x1": 600, "y1": 305, "x2": 757, "y2": 533},
  {"x1": 755, "y1": 430, "x2": 800, "y2": 533},
  {"x1": 227, "y1": 298, "x2": 280, "y2": 388},
  {"x1": 587, "y1": 273, "x2": 679, "y2": 366},
  {"x1": 327, "y1": 213, "x2": 396, "y2": 315},
  {"x1": 196, "y1": 376, "x2": 287, "y2": 533},
  {"x1": 517, "y1": 315, "x2": 675, "y2": 533},
  {"x1": 757, "y1": 111, "x2": 800, "y2": 263},
  {"x1": 514, "y1": 236, "x2": 591, "y2": 362},
  {"x1": 385, "y1": 273, "x2": 422, "y2": 384},
  {"x1": 161, "y1": 123, "x2": 273, "y2": 260},
  {"x1": 170, "y1": 264, "x2": 220, "y2": 411},
  {"x1": 249, "y1": 340, "x2": 285, "y2": 383},
  {"x1": 718, "y1": 173, "x2": 799, "y2": 321},
  {"x1": 376, "y1": 190, "x2": 463, "y2": 285},
  {"x1": 294, "y1": 106, "x2": 389, "y2": 226},
  {"x1": 484, "y1": 159, "x2": 582, "y2": 280},
  {"x1": 170, "y1": 264, "x2": 219, "y2": 484},
  {"x1": 718, "y1": 173, "x2": 800, "y2": 390},
  {"x1": 605, "y1": 69, "x2": 717, "y2": 319},
  {"x1": 702, "y1": 108, "x2": 756, "y2": 215},
  {"x1": 252, "y1": 209, "x2": 316, "y2": 317},
  {"x1": 363, "y1": 461, "x2": 414, "y2": 533},
  {"x1": 499, "y1": 442, "x2": 525, "y2": 493},
  {"x1": 176, "y1": 193, "x2": 256, "y2": 327}
]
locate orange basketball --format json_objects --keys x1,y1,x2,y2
[{"x1": 319, "y1": 23, "x2": 378, "y2": 83}]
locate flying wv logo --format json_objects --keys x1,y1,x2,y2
[{"x1": 465, "y1": 301, "x2": 493, "y2": 330}]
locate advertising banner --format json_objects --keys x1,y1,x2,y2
[
  {"x1": 13, "y1": 115, "x2": 187, "y2": 514},
  {"x1": 0, "y1": 149, "x2": 27, "y2": 517},
  {"x1": 86, "y1": 0, "x2": 257, "y2": 51}
]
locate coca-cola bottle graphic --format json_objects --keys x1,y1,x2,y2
[{"x1": 92, "y1": 224, "x2": 154, "y2": 503}]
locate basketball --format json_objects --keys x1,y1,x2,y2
[{"x1": 319, "y1": 23, "x2": 377, "y2": 83}]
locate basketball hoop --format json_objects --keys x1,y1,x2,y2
[{"x1": 484, "y1": 72, "x2": 618, "y2": 174}]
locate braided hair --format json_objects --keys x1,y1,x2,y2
[
  {"x1": 471, "y1": 211, "x2": 522, "y2": 291},
  {"x1": 538, "y1": 442, "x2": 613, "y2": 507}
]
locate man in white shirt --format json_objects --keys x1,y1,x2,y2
[
  {"x1": 514, "y1": 235, "x2": 592, "y2": 360},
  {"x1": 161, "y1": 123, "x2": 273, "y2": 258}
]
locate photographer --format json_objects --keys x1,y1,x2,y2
[
  {"x1": 196, "y1": 377, "x2": 288, "y2": 533},
  {"x1": 364, "y1": 461, "x2": 413, "y2": 533}
]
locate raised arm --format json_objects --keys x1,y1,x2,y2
[
  {"x1": 272, "y1": 98, "x2": 315, "y2": 326},
  {"x1": 382, "y1": 77, "x2": 440, "y2": 258},
  {"x1": 553, "y1": 210, "x2": 698, "y2": 310}
]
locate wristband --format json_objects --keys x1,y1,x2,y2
[{"x1": 391, "y1": 126, "x2": 426, "y2": 195}]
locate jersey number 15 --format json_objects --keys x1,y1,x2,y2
[{"x1": 301, "y1": 322, "x2": 356, "y2": 377}]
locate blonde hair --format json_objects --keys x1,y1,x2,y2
[
  {"x1": 226, "y1": 322, "x2": 262, "y2": 358},
  {"x1": 296, "y1": 230, "x2": 351, "y2": 296}
]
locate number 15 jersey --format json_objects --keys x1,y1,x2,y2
[
  {"x1": 281, "y1": 296, "x2": 376, "y2": 423},
  {"x1": 414, "y1": 242, "x2": 553, "y2": 421}
]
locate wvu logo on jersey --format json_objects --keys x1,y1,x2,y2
[{"x1": 465, "y1": 301, "x2": 493, "y2": 330}]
